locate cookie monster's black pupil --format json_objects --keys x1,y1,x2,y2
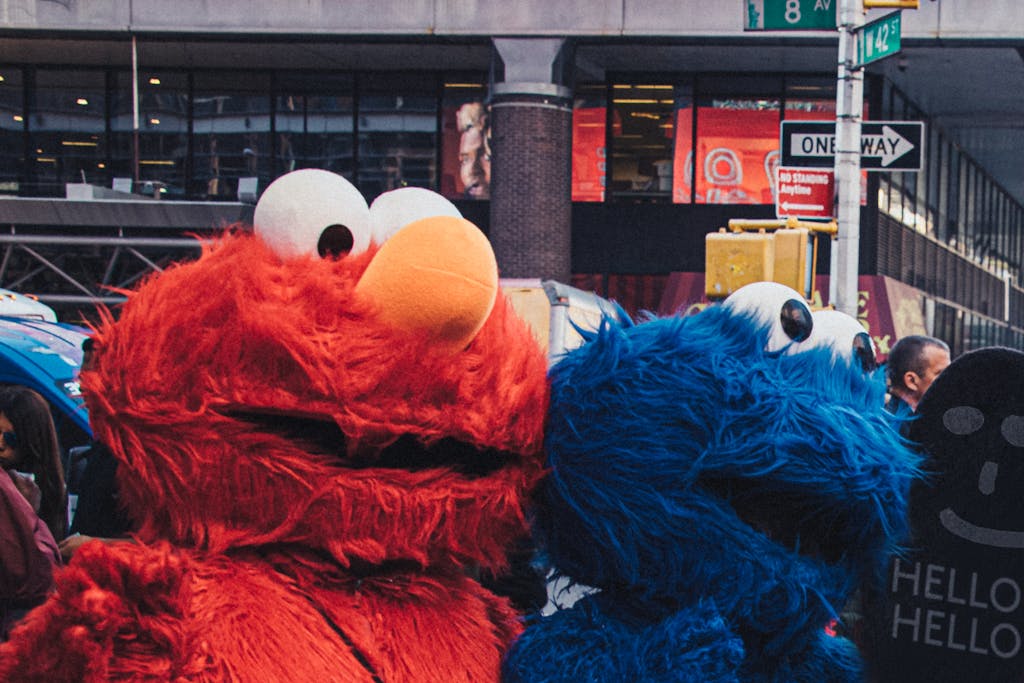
[
  {"x1": 780, "y1": 298, "x2": 813, "y2": 342},
  {"x1": 318, "y1": 224, "x2": 354, "y2": 258},
  {"x1": 852, "y1": 332, "x2": 877, "y2": 371}
]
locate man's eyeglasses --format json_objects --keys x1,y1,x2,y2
[{"x1": 2, "y1": 431, "x2": 17, "y2": 449}]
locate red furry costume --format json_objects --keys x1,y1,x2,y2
[{"x1": 0, "y1": 175, "x2": 548, "y2": 682}]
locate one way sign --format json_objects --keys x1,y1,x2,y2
[{"x1": 780, "y1": 120, "x2": 924, "y2": 171}]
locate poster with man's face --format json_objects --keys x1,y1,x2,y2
[{"x1": 441, "y1": 100, "x2": 491, "y2": 200}]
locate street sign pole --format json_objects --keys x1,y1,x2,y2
[{"x1": 832, "y1": 0, "x2": 864, "y2": 317}]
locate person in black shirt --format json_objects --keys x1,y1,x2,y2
[{"x1": 58, "y1": 338, "x2": 134, "y2": 561}]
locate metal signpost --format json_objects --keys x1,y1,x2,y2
[
  {"x1": 832, "y1": 0, "x2": 864, "y2": 317},
  {"x1": 745, "y1": 0, "x2": 911, "y2": 316}
]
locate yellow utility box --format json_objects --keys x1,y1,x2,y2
[
  {"x1": 863, "y1": 0, "x2": 918, "y2": 8},
  {"x1": 704, "y1": 218, "x2": 837, "y2": 300},
  {"x1": 705, "y1": 229, "x2": 775, "y2": 299},
  {"x1": 772, "y1": 228, "x2": 811, "y2": 296}
]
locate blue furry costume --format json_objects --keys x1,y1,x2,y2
[{"x1": 503, "y1": 292, "x2": 920, "y2": 682}]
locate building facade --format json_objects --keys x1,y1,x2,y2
[{"x1": 0, "y1": 1, "x2": 1022, "y2": 356}]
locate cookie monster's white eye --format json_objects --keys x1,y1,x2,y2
[
  {"x1": 723, "y1": 281, "x2": 813, "y2": 352},
  {"x1": 796, "y1": 309, "x2": 877, "y2": 371},
  {"x1": 368, "y1": 187, "x2": 462, "y2": 246},
  {"x1": 253, "y1": 169, "x2": 370, "y2": 260}
]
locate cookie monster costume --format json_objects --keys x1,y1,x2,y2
[
  {"x1": 0, "y1": 169, "x2": 549, "y2": 682},
  {"x1": 503, "y1": 282, "x2": 920, "y2": 682}
]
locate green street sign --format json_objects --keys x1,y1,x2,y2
[
  {"x1": 745, "y1": 0, "x2": 837, "y2": 31},
  {"x1": 856, "y1": 11, "x2": 902, "y2": 67}
]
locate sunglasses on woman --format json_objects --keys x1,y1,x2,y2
[{"x1": 2, "y1": 431, "x2": 17, "y2": 449}]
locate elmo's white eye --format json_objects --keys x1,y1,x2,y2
[
  {"x1": 253, "y1": 169, "x2": 370, "y2": 259},
  {"x1": 368, "y1": 187, "x2": 462, "y2": 246},
  {"x1": 724, "y1": 281, "x2": 813, "y2": 352},
  {"x1": 797, "y1": 309, "x2": 877, "y2": 371}
]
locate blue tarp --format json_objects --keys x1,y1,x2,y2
[{"x1": 0, "y1": 316, "x2": 91, "y2": 438}]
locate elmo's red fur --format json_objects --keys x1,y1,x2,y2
[{"x1": 0, "y1": 231, "x2": 548, "y2": 682}]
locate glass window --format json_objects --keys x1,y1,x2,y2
[
  {"x1": 440, "y1": 78, "x2": 489, "y2": 200},
  {"x1": 947, "y1": 148, "x2": 960, "y2": 251},
  {"x1": 275, "y1": 72, "x2": 354, "y2": 181},
  {"x1": 357, "y1": 74, "x2": 438, "y2": 199},
  {"x1": 30, "y1": 69, "x2": 107, "y2": 197},
  {"x1": 926, "y1": 124, "x2": 940, "y2": 237},
  {"x1": 671, "y1": 87, "x2": 694, "y2": 204},
  {"x1": 571, "y1": 83, "x2": 607, "y2": 202},
  {"x1": 783, "y1": 78, "x2": 836, "y2": 121},
  {"x1": 192, "y1": 72, "x2": 271, "y2": 201},
  {"x1": 694, "y1": 89, "x2": 780, "y2": 205},
  {"x1": 0, "y1": 68, "x2": 23, "y2": 193},
  {"x1": 111, "y1": 71, "x2": 189, "y2": 198},
  {"x1": 956, "y1": 158, "x2": 967, "y2": 254},
  {"x1": 609, "y1": 82, "x2": 678, "y2": 201},
  {"x1": 936, "y1": 138, "x2": 949, "y2": 243}
]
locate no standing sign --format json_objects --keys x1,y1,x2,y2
[{"x1": 776, "y1": 168, "x2": 835, "y2": 219}]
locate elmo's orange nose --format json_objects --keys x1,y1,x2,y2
[{"x1": 354, "y1": 216, "x2": 498, "y2": 350}]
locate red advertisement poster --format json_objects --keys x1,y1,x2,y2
[
  {"x1": 673, "y1": 106, "x2": 781, "y2": 205},
  {"x1": 572, "y1": 107, "x2": 606, "y2": 202}
]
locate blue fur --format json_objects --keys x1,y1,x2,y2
[{"x1": 504, "y1": 305, "x2": 921, "y2": 682}]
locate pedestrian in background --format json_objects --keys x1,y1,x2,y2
[
  {"x1": 58, "y1": 337, "x2": 135, "y2": 561},
  {"x1": 885, "y1": 335, "x2": 951, "y2": 415},
  {"x1": 0, "y1": 385, "x2": 68, "y2": 543},
  {"x1": 0, "y1": 385, "x2": 64, "y2": 640}
]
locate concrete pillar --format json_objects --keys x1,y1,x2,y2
[{"x1": 489, "y1": 38, "x2": 572, "y2": 282}]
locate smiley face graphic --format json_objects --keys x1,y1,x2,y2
[
  {"x1": 909, "y1": 347, "x2": 1024, "y2": 552},
  {"x1": 862, "y1": 348, "x2": 1024, "y2": 683}
]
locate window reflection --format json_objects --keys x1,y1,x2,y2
[
  {"x1": 610, "y1": 83, "x2": 677, "y2": 201},
  {"x1": 572, "y1": 84, "x2": 606, "y2": 202},
  {"x1": 276, "y1": 73, "x2": 354, "y2": 180},
  {"x1": 111, "y1": 71, "x2": 189, "y2": 197},
  {"x1": 357, "y1": 77, "x2": 437, "y2": 199},
  {"x1": 0, "y1": 68, "x2": 23, "y2": 194},
  {"x1": 693, "y1": 97, "x2": 779, "y2": 205},
  {"x1": 192, "y1": 73, "x2": 270, "y2": 201},
  {"x1": 30, "y1": 70, "x2": 107, "y2": 197}
]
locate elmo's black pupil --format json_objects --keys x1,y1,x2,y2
[{"x1": 318, "y1": 224, "x2": 354, "y2": 258}]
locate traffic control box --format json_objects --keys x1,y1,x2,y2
[
  {"x1": 705, "y1": 229, "x2": 775, "y2": 299},
  {"x1": 772, "y1": 228, "x2": 811, "y2": 297},
  {"x1": 704, "y1": 218, "x2": 836, "y2": 300}
]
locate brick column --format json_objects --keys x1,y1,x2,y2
[
  {"x1": 488, "y1": 38, "x2": 573, "y2": 282},
  {"x1": 490, "y1": 85, "x2": 572, "y2": 281}
]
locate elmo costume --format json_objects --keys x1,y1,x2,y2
[
  {"x1": 503, "y1": 282, "x2": 920, "y2": 682},
  {"x1": 0, "y1": 170, "x2": 548, "y2": 682}
]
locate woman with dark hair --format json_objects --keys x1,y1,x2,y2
[
  {"x1": 0, "y1": 386, "x2": 68, "y2": 543},
  {"x1": 0, "y1": 385, "x2": 63, "y2": 639}
]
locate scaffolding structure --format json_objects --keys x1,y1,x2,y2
[{"x1": 0, "y1": 196, "x2": 251, "y2": 321}]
